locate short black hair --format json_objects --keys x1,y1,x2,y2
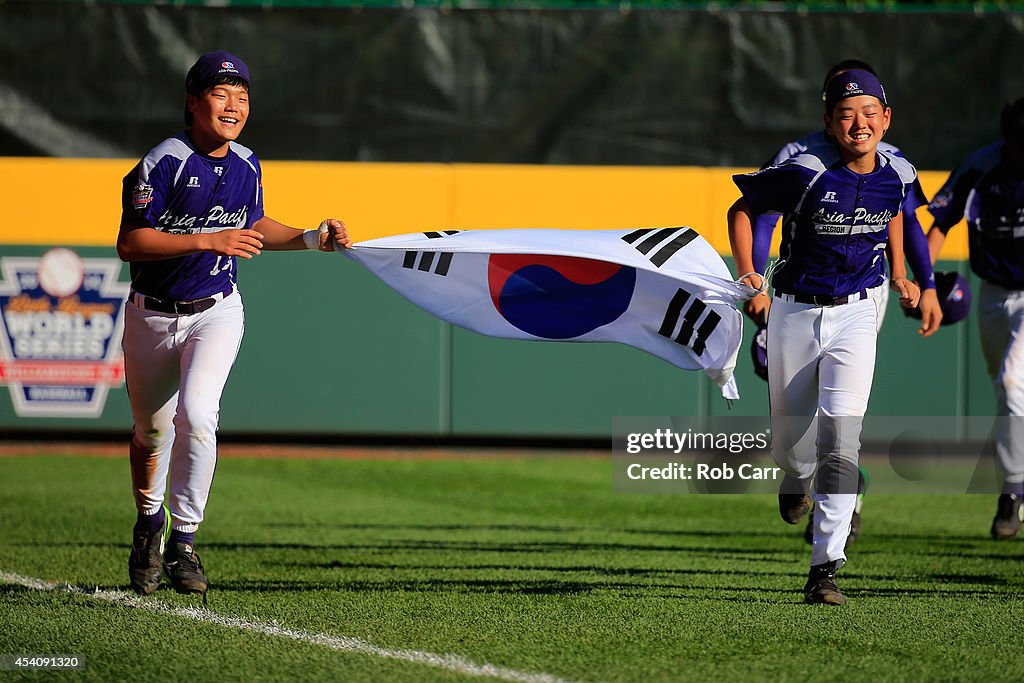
[
  {"x1": 184, "y1": 75, "x2": 250, "y2": 127},
  {"x1": 187, "y1": 74, "x2": 249, "y2": 97},
  {"x1": 1001, "y1": 97, "x2": 1024, "y2": 148},
  {"x1": 821, "y1": 59, "x2": 878, "y2": 100}
]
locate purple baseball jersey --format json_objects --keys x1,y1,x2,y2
[
  {"x1": 120, "y1": 132, "x2": 265, "y2": 301},
  {"x1": 751, "y1": 131, "x2": 933, "y2": 288},
  {"x1": 735, "y1": 145, "x2": 918, "y2": 298},
  {"x1": 929, "y1": 141, "x2": 1024, "y2": 290}
]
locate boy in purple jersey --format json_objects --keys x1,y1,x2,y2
[
  {"x1": 746, "y1": 59, "x2": 940, "y2": 331},
  {"x1": 745, "y1": 60, "x2": 942, "y2": 552},
  {"x1": 118, "y1": 51, "x2": 352, "y2": 597},
  {"x1": 729, "y1": 70, "x2": 921, "y2": 605},
  {"x1": 927, "y1": 98, "x2": 1024, "y2": 540}
]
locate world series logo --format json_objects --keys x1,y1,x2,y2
[{"x1": 0, "y1": 249, "x2": 129, "y2": 417}]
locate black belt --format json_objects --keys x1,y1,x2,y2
[
  {"x1": 775, "y1": 289, "x2": 869, "y2": 307},
  {"x1": 131, "y1": 288, "x2": 232, "y2": 315}
]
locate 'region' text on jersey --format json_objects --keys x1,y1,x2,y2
[
  {"x1": 734, "y1": 145, "x2": 916, "y2": 299},
  {"x1": 119, "y1": 132, "x2": 265, "y2": 301},
  {"x1": 929, "y1": 142, "x2": 1024, "y2": 290}
]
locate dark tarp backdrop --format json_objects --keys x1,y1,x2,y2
[{"x1": 1, "y1": 3, "x2": 1022, "y2": 168}]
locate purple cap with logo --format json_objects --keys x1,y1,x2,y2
[
  {"x1": 185, "y1": 51, "x2": 250, "y2": 94},
  {"x1": 934, "y1": 271, "x2": 971, "y2": 325},
  {"x1": 824, "y1": 69, "x2": 886, "y2": 112},
  {"x1": 902, "y1": 271, "x2": 972, "y2": 326}
]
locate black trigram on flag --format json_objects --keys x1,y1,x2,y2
[
  {"x1": 402, "y1": 230, "x2": 461, "y2": 274},
  {"x1": 402, "y1": 251, "x2": 453, "y2": 276},
  {"x1": 658, "y1": 288, "x2": 721, "y2": 357},
  {"x1": 621, "y1": 227, "x2": 699, "y2": 267}
]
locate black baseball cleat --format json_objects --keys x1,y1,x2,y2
[
  {"x1": 779, "y1": 494, "x2": 812, "y2": 525},
  {"x1": 164, "y1": 542, "x2": 208, "y2": 595},
  {"x1": 803, "y1": 560, "x2": 847, "y2": 606},
  {"x1": 990, "y1": 494, "x2": 1023, "y2": 540},
  {"x1": 128, "y1": 522, "x2": 166, "y2": 596}
]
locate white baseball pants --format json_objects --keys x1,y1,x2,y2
[
  {"x1": 767, "y1": 294, "x2": 878, "y2": 567},
  {"x1": 977, "y1": 281, "x2": 1024, "y2": 490},
  {"x1": 122, "y1": 291, "x2": 244, "y2": 533},
  {"x1": 869, "y1": 277, "x2": 889, "y2": 332}
]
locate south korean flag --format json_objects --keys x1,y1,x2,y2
[{"x1": 342, "y1": 227, "x2": 750, "y2": 399}]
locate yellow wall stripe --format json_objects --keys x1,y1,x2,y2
[{"x1": 0, "y1": 157, "x2": 968, "y2": 260}]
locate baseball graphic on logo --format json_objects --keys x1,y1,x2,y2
[{"x1": 38, "y1": 248, "x2": 85, "y2": 298}]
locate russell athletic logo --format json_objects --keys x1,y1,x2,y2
[
  {"x1": 487, "y1": 254, "x2": 636, "y2": 339},
  {"x1": 0, "y1": 249, "x2": 129, "y2": 417}
]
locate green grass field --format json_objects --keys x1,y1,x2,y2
[{"x1": 1, "y1": 449, "x2": 1022, "y2": 682}]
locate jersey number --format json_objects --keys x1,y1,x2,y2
[{"x1": 210, "y1": 256, "x2": 233, "y2": 277}]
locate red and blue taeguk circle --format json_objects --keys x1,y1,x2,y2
[{"x1": 488, "y1": 254, "x2": 637, "y2": 339}]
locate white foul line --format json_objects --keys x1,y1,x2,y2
[{"x1": 0, "y1": 570, "x2": 575, "y2": 683}]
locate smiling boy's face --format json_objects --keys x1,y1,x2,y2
[
  {"x1": 187, "y1": 82, "x2": 250, "y2": 155},
  {"x1": 825, "y1": 95, "x2": 891, "y2": 162}
]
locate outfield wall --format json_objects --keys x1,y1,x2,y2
[{"x1": 0, "y1": 160, "x2": 990, "y2": 438}]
